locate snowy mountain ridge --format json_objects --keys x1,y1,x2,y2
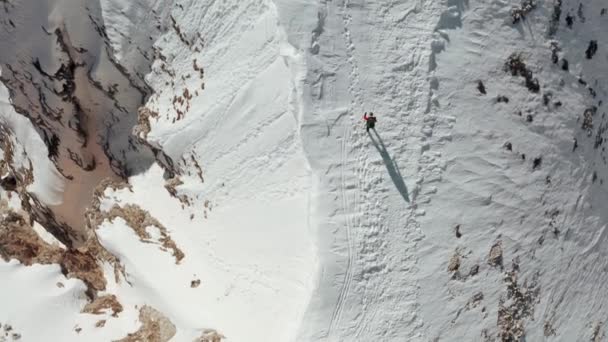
[{"x1": 0, "y1": 0, "x2": 607, "y2": 341}]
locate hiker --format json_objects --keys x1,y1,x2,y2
[{"x1": 363, "y1": 112, "x2": 377, "y2": 132}]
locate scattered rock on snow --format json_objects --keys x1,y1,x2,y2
[
  {"x1": 115, "y1": 306, "x2": 176, "y2": 342},
  {"x1": 586, "y1": 40, "x2": 598, "y2": 59},
  {"x1": 465, "y1": 292, "x2": 484, "y2": 310},
  {"x1": 565, "y1": 13, "x2": 574, "y2": 28},
  {"x1": 469, "y1": 264, "x2": 480, "y2": 277},
  {"x1": 592, "y1": 321, "x2": 605, "y2": 342},
  {"x1": 488, "y1": 241, "x2": 503, "y2": 268},
  {"x1": 477, "y1": 80, "x2": 487, "y2": 95},
  {"x1": 504, "y1": 53, "x2": 540, "y2": 93},
  {"x1": 533, "y1": 157, "x2": 542, "y2": 170},
  {"x1": 582, "y1": 106, "x2": 597, "y2": 135},
  {"x1": 100, "y1": 204, "x2": 185, "y2": 264},
  {"x1": 544, "y1": 321, "x2": 556, "y2": 337},
  {"x1": 511, "y1": 0, "x2": 537, "y2": 24},
  {"x1": 194, "y1": 329, "x2": 225, "y2": 342},
  {"x1": 497, "y1": 265, "x2": 540, "y2": 341},
  {"x1": 496, "y1": 95, "x2": 509, "y2": 103},
  {"x1": 454, "y1": 224, "x2": 462, "y2": 238},
  {"x1": 447, "y1": 251, "x2": 461, "y2": 273}
]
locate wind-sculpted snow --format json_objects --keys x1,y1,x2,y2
[
  {"x1": 416, "y1": 0, "x2": 608, "y2": 340},
  {"x1": 1, "y1": 0, "x2": 608, "y2": 341}
]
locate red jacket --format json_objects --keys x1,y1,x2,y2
[{"x1": 363, "y1": 113, "x2": 377, "y2": 123}]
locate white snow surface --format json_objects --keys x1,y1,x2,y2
[{"x1": 1, "y1": 0, "x2": 608, "y2": 341}]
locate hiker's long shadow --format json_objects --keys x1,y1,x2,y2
[{"x1": 368, "y1": 129, "x2": 410, "y2": 203}]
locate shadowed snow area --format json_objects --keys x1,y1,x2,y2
[
  {"x1": 1, "y1": 0, "x2": 608, "y2": 341},
  {"x1": 0, "y1": 0, "x2": 159, "y2": 243}
]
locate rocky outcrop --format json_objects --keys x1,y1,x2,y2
[
  {"x1": 101, "y1": 204, "x2": 184, "y2": 264},
  {"x1": 115, "y1": 306, "x2": 176, "y2": 342},
  {"x1": 0, "y1": 200, "x2": 112, "y2": 299},
  {"x1": 82, "y1": 294, "x2": 123, "y2": 317},
  {"x1": 194, "y1": 330, "x2": 225, "y2": 342}
]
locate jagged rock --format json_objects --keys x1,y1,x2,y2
[
  {"x1": 60, "y1": 249, "x2": 106, "y2": 297},
  {"x1": 511, "y1": 0, "x2": 537, "y2": 24},
  {"x1": 504, "y1": 53, "x2": 539, "y2": 93},
  {"x1": 465, "y1": 292, "x2": 484, "y2": 310},
  {"x1": 469, "y1": 264, "x2": 480, "y2": 276},
  {"x1": 586, "y1": 40, "x2": 598, "y2": 59},
  {"x1": 488, "y1": 241, "x2": 503, "y2": 268},
  {"x1": 82, "y1": 294, "x2": 123, "y2": 317},
  {"x1": 164, "y1": 176, "x2": 183, "y2": 198},
  {"x1": 101, "y1": 204, "x2": 184, "y2": 263},
  {"x1": 0, "y1": 203, "x2": 110, "y2": 299},
  {"x1": 477, "y1": 80, "x2": 486, "y2": 95},
  {"x1": 496, "y1": 95, "x2": 509, "y2": 103},
  {"x1": 565, "y1": 13, "x2": 574, "y2": 28},
  {"x1": 194, "y1": 330, "x2": 225, "y2": 342},
  {"x1": 0, "y1": 217, "x2": 63, "y2": 266},
  {"x1": 115, "y1": 306, "x2": 176, "y2": 342},
  {"x1": 0, "y1": 173, "x2": 16, "y2": 191},
  {"x1": 497, "y1": 266, "x2": 540, "y2": 341},
  {"x1": 592, "y1": 321, "x2": 605, "y2": 342},
  {"x1": 133, "y1": 107, "x2": 159, "y2": 140},
  {"x1": 454, "y1": 224, "x2": 462, "y2": 238},
  {"x1": 447, "y1": 251, "x2": 460, "y2": 273},
  {"x1": 533, "y1": 157, "x2": 542, "y2": 170},
  {"x1": 544, "y1": 321, "x2": 556, "y2": 337}
]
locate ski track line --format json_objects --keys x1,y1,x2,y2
[
  {"x1": 326, "y1": 122, "x2": 355, "y2": 338},
  {"x1": 326, "y1": 0, "x2": 368, "y2": 337},
  {"x1": 326, "y1": 0, "x2": 377, "y2": 338},
  {"x1": 342, "y1": 1, "x2": 369, "y2": 338}
]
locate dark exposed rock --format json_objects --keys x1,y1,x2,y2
[
  {"x1": 533, "y1": 157, "x2": 542, "y2": 170},
  {"x1": 0, "y1": 174, "x2": 16, "y2": 191},
  {"x1": 488, "y1": 241, "x2": 503, "y2": 268},
  {"x1": 565, "y1": 14, "x2": 574, "y2": 28},
  {"x1": 511, "y1": 0, "x2": 537, "y2": 24},
  {"x1": 469, "y1": 264, "x2": 480, "y2": 276},
  {"x1": 586, "y1": 40, "x2": 598, "y2": 59},
  {"x1": 455, "y1": 224, "x2": 462, "y2": 238},
  {"x1": 504, "y1": 53, "x2": 539, "y2": 93},
  {"x1": 477, "y1": 80, "x2": 487, "y2": 95}
]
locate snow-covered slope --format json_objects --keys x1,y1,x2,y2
[{"x1": 1, "y1": 0, "x2": 608, "y2": 341}]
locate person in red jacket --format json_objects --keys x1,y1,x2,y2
[{"x1": 363, "y1": 112, "x2": 377, "y2": 132}]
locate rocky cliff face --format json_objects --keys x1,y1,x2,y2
[
  {"x1": 0, "y1": 0, "x2": 188, "y2": 338},
  {"x1": 0, "y1": 0, "x2": 175, "y2": 244}
]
